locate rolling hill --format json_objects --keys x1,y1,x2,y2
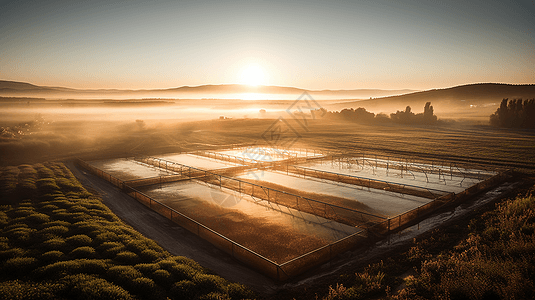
[
  {"x1": 0, "y1": 80, "x2": 415, "y2": 100},
  {"x1": 331, "y1": 83, "x2": 535, "y2": 120}
]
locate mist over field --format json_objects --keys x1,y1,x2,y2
[{"x1": 2, "y1": 84, "x2": 535, "y2": 174}]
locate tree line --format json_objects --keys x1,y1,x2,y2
[
  {"x1": 314, "y1": 102, "x2": 439, "y2": 125},
  {"x1": 490, "y1": 98, "x2": 535, "y2": 129}
]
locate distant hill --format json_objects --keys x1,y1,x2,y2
[
  {"x1": 332, "y1": 83, "x2": 535, "y2": 120},
  {"x1": 0, "y1": 80, "x2": 415, "y2": 100}
]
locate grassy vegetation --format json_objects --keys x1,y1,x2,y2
[
  {"x1": 274, "y1": 185, "x2": 535, "y2": 300},
  {"x1": 0, "y1": 162, "x2": 254, "y2": 300}
]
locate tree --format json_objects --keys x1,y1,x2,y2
[{"x1": 490, "y1": 98, "x2": 535, "y2": 129}]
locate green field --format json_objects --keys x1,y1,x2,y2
[{"x1": 0, "y1": 162, "x2": 253, "y2": 300}]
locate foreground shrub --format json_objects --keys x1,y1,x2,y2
[
  {"x1": 151, "y1": 269, "x2": 174, "y2": 287},
  {"x1": 139, "y1": 248, "x2": 162, "y2": 262},
  {"x1": 2, "y1": 257, "x2": 38, "y2": 276},
  {"x1": 0, "y1": 162, "x2": 256, "y2": 300},
  {"x1": 69, "y1": 246, "x2": 96, "y2": 259},
  {"x1": 66, "y1": 234, "x2": 92, "y2": 247},
  {"x1": 170, "y1": 280, "x2": 197, "y2": 299},
  {"x1": 24, "y1": 212, "x2": 50, "y2": 225},
  {"x1": 106, "y1": 265, "x2": 143, "y2": 288},
  {"x1": 134, "y1": 263, "x2": 160, "y2": 275},
  {"x1": 42, "y1": 237, "x2": 67, "y2": 251},
  {"x1": 60, "y1": 274, "x2": 134, "y2": 300},
  {"x1": 130, "y1": 277, "x2": 159, "y2": 298},
  {"x1": 389, "y1": 193, "x2": 535, "y2": 300},
  {"x1": 41, "y1": 250, "x2": 64, "y2": 263},
  {"x1": 0, "y1": 280, "x2": 61, "y2": 300},
  {"x1": 114, "y1": 251, "x2": 140, "y2": 264},
  {"x1": 39, "y1": 225, "x2": 69, "y2": 237}
]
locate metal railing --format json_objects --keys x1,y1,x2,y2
[
  {"x1": 75, "y1": 158, "x2": 372, "y2": 280},
  {"x1": 75, "y1": 154, "x2": 511, "y2": 280},
  {"x1": 136, "y1": 156, "x2": 387, "y2": 228}
]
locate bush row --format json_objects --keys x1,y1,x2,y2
[{"x1": 0, "y1": 162, "x2": 254, "y2": 300}]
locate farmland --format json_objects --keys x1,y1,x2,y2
[
  {"x1": 0, "y1": 162, "x2": 253, "y2": 299},
  {"x1": 1, "y1": 100, "x2": 535, "y2": 299}
]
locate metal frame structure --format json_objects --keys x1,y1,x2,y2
[{"x1": 74, "y1": 146, "x2": 509, "y2": 281}]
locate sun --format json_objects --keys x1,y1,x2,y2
[{"x1": 239, "y1": 64, "x2": 265, "y2": 86}]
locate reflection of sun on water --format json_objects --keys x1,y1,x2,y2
[{"x1": 239, "y1": 64, "x2": 265, "y2": 86}]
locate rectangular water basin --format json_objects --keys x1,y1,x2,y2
[
  {"x1": 137, "y1": 180, "x2": 360, "y2": 263},
  {"x1": 88, "y1": 158, "x2": 176, "y2": 181}
]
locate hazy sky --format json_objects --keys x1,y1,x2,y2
[{"x1": 1, "y1": 0, "x2": 534, "y2": 90}]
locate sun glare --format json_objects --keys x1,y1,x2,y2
[{"x1": 239, "y1": 64, "x2": 265, "y2": 86}]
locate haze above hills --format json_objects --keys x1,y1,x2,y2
[
  {"x1": 2, "y1": 80, "x2": 534, "y2": 121},
  {"x1": 0, "y1": 80, "x2": 415, "y2": 100}
]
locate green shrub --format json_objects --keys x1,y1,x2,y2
[
  {"x1": 16, "y1": 181, "x2": 37, "y2": 199},
  {"x1": 38, "y1": 193, "x2": 63, "y2": 202},
  {"x1": 39, "y1": 225, "x2": 70, "y2": 237},
  {"x1": 42, "y1": 237, "x2": 67, "y2": 251},
  {"x1": 41, "y1": 220, "x2": 70, "y2": 228},
  {"x1": 0, "y1": 241, "x2": 9, "y2": 251},
  {"x1": 0, "y1": 279, "x2": 61, "y2": 300},
  {"x1": 39, "y1": 204, "x2": 59, "y2": 212},
  {"x1": 55, "y1": 178, "x2": 85, "y2": 193},
  {"x1": 10, "y1": 207, "x2": 35, "y2": 218},
  {"x1": 171, "y1": 256, "x2": 204, "y2": 271},
  {"x1": 72, "y1": 221, "x2": 103, "y2": 236},
  {"x1": 77, "y1": 259, "x2": 110, "y2": 275},
  {"x1": 158, "y1": 258, "x2": 178, "y2": 270},
  {"x1": 99, "y1": 242, "x2": 125, "y2": 258},
  {"x1": 134, "y1": 263, "x2": 160, "y2": 275},
  {"x1": 41, "y1": 250, "x2": 64, "y2": 262},
  {"x1": 4, "y1": 226, "x2": 34, "y2": 244},
  {"x1": 139, "y1": 249, "x2": 162, "y2": 262},
  {"x1": 51, "y1": 200, "x2": 72, "y2": 209},
  {"x1": 114, "y1": 251, "x2": 140, "y2": 264},
  {"x1": 125, "y1": 239, "x2": 163, "y2": 254},
  {"x1": 4, "y1": 222, "x2": 29, "y2": 231},
  {"x1": 60, "y1": 274, "x2": 134, "y2": 300},
  {"x1": 66, "y1": 234, "x2": 92, "y2": 247},
  {"x1": 36, "y1": 260, "x2": 82, "y2": 278},
  {"x1": 54, "y1": 211, "x2": 86, "y2": 223},
  {"x1": 35, "y1": 166, "x2": 54, "y2": 178},
  {"x1": 37, "y1": 259, "x2": 108, "y2": 278},
  {"x1": 192, "y1": 273, "x2": 226, "y2": 294},
  {"x1": 2, "y1": 257, "x2": 38, "y2": 276},
  {"x1": 50, "y1": 208, "x2": 67, "y2": 215},
  {"x1": 167, "y1": 263, "x2": 198, "y2": 281},
  {"x1": 0, "y1": 248, "x2": 26, "y2": 260},
  {"x1": 106, "y1": 265, "x2": 143, "y2": 287},
  {"x1": 227, "y1": 282, "x2": 256, "y2": 299},
  {"x1": 170, "y1": 280, "x2": 197, "y2": 299},
  {"x1": 151, "y1": 269, "x2": 174, "y2": 286},
  {"x1": 95, "y1": 232, "x2": 120, "y2": 244},
  {"x1": 130, "y1": 277, "x2": 159, "y2": 298},
  {"x1": 25, "y1": 212, "x2": 50, "y2": 225},
  {"x1": 69, "y1": 205, "x2": 89, "y2": 214},
  {"x1": 69, "y1": 246, "x2": 96, "y2": 259},
  {"x1": 0, "y1": 211, "x2": 8, "y2": 227},
  {"x1": 36, "y1": 178, "x2": 60, "y2": 194}
]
